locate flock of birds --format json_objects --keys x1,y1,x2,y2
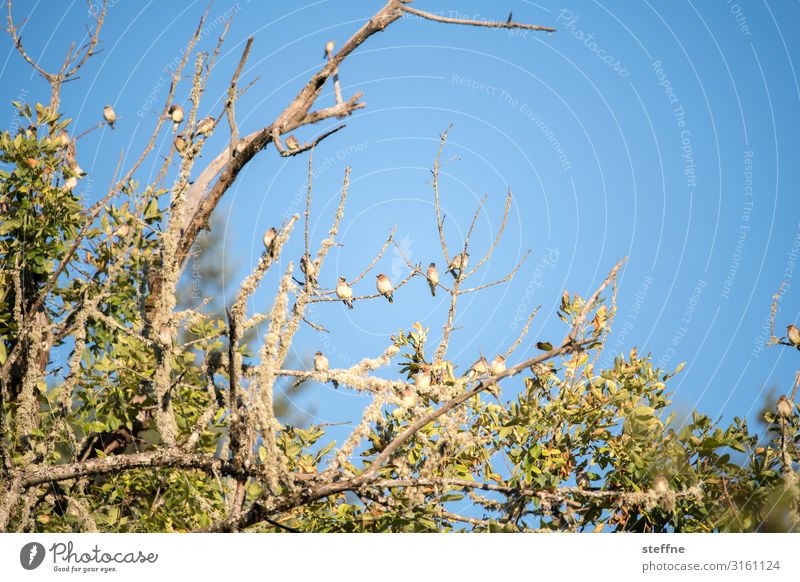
[
  {"x1": 98, "y1": 42, "x2": 353, "y2": 157},
  {"x1": 311, "y1": 349, "x2": 507, "y2": 393},
  {"x1": 97, "y1": 103, "x2": 508, "y2": 395},
  {"x1": 261, "y1": 233, "x2": 505, "y2": 389},
  {"x1": 262, "y1": 226, "x2": 470, "y2": 306},
  {"x1": 101, "y1": 101, "x2": 225, "y2": 156},
  {"x1": 96, "y1": 105, "x2": 797, "y2": 415}
]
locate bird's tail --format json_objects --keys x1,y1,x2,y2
[
  {"x1": 345, "y1": 299, "x2": 354, "y2": 309},
  {"x1": 429, "y1": 283, "x2": 436, "y2": 297},
  {"x1": 387, "y1": 294, "x2": 394, "y2": 303}
]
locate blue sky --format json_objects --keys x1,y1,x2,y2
[{"x1": 3, "y1": 1, "x2": 800, "y2": 442}]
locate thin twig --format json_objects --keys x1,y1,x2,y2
[
  {"x1": 459, "y1": 251, "x2": 530, "y2": 294},
  {"x1": 504, "y1": 306, "x2": 540, "y2": 359}
]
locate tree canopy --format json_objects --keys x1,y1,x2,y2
[{"x1": 0, "y1": 0, "x2": 797, "y2": 533}]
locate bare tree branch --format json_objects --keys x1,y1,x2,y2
[
  {"x1": 226, "y1": 37, "x2": 254, "y2": 157},
  {"x1": 401, "y1": 4, "x2": 556, "y2": 33}
]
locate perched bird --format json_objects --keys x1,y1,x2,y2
[
  {"x1": 324, "y1": 40, "x2": 335, "y2": 60},
  {"x1": 173, "y1": 134, "x2": 187, "y2": 155},
  {"x1": 467, "y1": 356, "x2": 489, "y2": 379},
  {"x1": 336, "y1": 277, "x2": 354, "y2": 309},
  {"x1": 446, "y1": 252, "x2": 469, "y2": 279},
  {"x1": 195, "y1": 116, "x2": 214, "y2": 137},
  {"x1": 376, "y1": 273, "x2": 394, "y2": 303},
  {"x1": 576, "y1": 470, "x2": 591, "y2": 490},
  {"x1": 113, "y1": 223, "x2": 130, "y2": 239},
  {"x1": 490, "y1": 355, "x2": 507, "y2": 376},
  {"x1": 413, "y1": 364, "x2": 432, "y2": 389},
  {"x1": 158, "y1": 324, "x2": 172, "y2": 346},
  {"x1": 313, "y1": 351, "x2": 329, "y2": 372},
  {"x1": 65, "y1": 137, "x2": 77, "y2": 167},
  {"x1": 103, "y1": 105, "x2": 116, "y2": 129},
  {"x1": 63, "y1": 176, "x2": 78, "y2": 191},
  {"x1": 426, "y1": 262, "x2": 439, "y2": 297},
  {"x1": 777, "y1": 395, "x2": 794, "y2": 419},
  {"x1": 314, "y1": 351, "x2": 337, "y2": 388},
  {"x1": 787, "y1": 324, "x2": 800, "y2": 347},
  {"x1": 168, "y1": 104, "x2": 184, "y2": 130},
  {"x1": 400, "y1": 385, "x2": 417, "y2": 408},
  {"x1": 56, "y1": 130, "x2": 70, "y2": 148},
  {"x1": 262, "y1": 227, "x2": 277, "y2": 257},
  {"x1": 285, "y1": 135, "x2": 301, "y2": 151},
  {"x1": 300, "y1": 253, "x2": 317, "y2": 286},
  {"x1": 652, "y1": 475, "x2": 669, "y2": 495}
]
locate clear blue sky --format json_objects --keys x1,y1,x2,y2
[{"x1": 3, "y1": 1, "x2": 800, "y2": 441}]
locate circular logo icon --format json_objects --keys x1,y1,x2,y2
[{"x1": 20, "y1": 542, "x2": 46, "y2": 570}]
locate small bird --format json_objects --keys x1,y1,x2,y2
[
  {"x1": 314, "y1": 350, "x2": 337, "y2": 388},
  {"x1": 652, "y1": 475, "x2": 669, "y2": 495},
  {"x1": 490, "y1": 355, "x2": 507, "y2": 376},
  {"x1": 446, "y1": 252, "x2": 469, "y2": 279},
  {"x1": 467, "y1": 356, "x2": 489, "y2": 379},
  {"x1": 413, "y1": 364, "x2": 432, "y2": 388},
  {"x1": 113, "y1": 223, "x2": 130, "y2": 239},
  {"x1": 300, "y1": 253, "x2": 317, "y2": 286},
  {"x1": 158, "y1": 324, "x2": 172, "y2": 346},
  {"x1": 285, "y1": 135, "x2": 300, "y2": 152},
  {"x1": 63, "y1": 175, "x2": 78, "y2": 191},
  {"x1": 313, "y1": 351, "x2": 329, "y2": 372},
  {"x1": 262, "y1": 227, "x2": 277, "y2": 257},
  {"x1": 56, "y1": 130, "x2": 70, "y2": 148},
  {"x1": 576, "y1": 469, "x2": 591, "y2": 490},
  {"x1": 413, "y1": 371, "x2": 431, "y2": 389},
  {"x1": 103, "y1": 105, "x2": 116, "y2": 129},
  {"x1": 324, "y1": 40, "x2": 335, "y2": 60},
  {"x1": 787, "y1": 324, "x2": 800, "y2": 347},
  {"x1": 400, "y1": 385, "x2": 417, "y2": 408},
  {"x1": 168, "y1": 104, "x2": 184, "y2": 130},
  {"x1": 195, "y1": 116, "x2": 214, "y2": 137},
  {"x1": 376, "y1": 273, "x2": 394, "y2": 303},
  {"x1": 777, "y1": 395, "x2": 794, "y2": 419},
  {"x1": 64, "y1": 138, "x2": 77, "y2": 168},
  {"x1": 336, "y1": 277, "x2": 354, "y2": 309},
  {"x1": 173, "y1": 134, "x2": 187, "y2": 155},
  {"x1": 426, "y1": 262, "x2": 439, "y2": 297}
]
